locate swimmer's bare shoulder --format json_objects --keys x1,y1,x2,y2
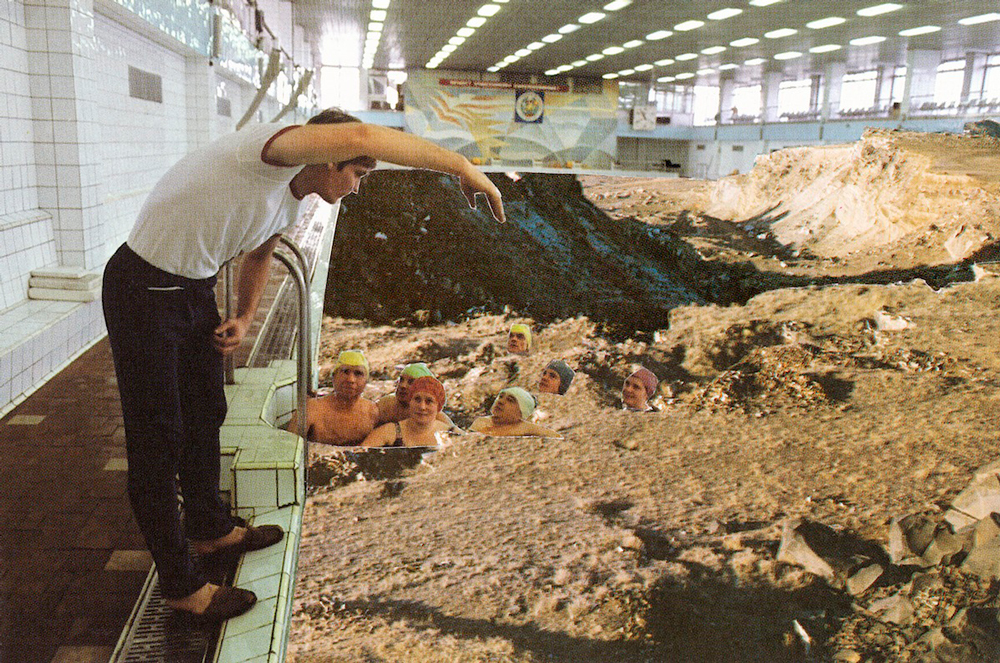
[
  {"x1": 362, "y1": 422, "x2": 396, "y2": 447},
  {"x1": 376, "y1": 394, "x2": 399, "y2": 425},
  {"x1": 469, "y1": 417, "x2": 491, "y2": 433}
]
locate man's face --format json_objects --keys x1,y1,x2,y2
[
  {"x1": 409, "y1": 392, "x2": 438, "y2": 423},
  {"x1": 491, "y1": 392, "x2": 522, "y2": 425},
  {"x1": 333, "y1": 365, "x2": 367, "y2": 399},
  {"x1": 396, "y1": 374, "x2": 417, "y2": 404},
  {"x1": 507, "y1": 331, "x2": 528, "y2": 354},
  {"x1": 622, "y1": 376, "x2": 649, "y2": 410},
  {"x1": 320, "y1": 163, "x2": 372, "y2": 204},
  {"x1": 538, "y1": 367, "x2": 562, "y2": 394}
]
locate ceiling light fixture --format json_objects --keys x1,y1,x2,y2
[
  {"x1": 623, "y1": 39, "x2": 644, "y2": 48},
  {"x1": 646, "y1": 30, "x2": 672, "y2": 40},
  {"x1": 441, "y1": 44, "x2": 457, "y2": 52},
  {"x1": 527, "y1": 42, "x2": 545, "y2": 50},
  {"x1": 572, "y1": 60, "x2": 587, "y2": 67},
  {"x1": 542, "y1": 33, "x2": 563, "y2": 43},
  {"x1": 603, "y1": 73, "x2": 619, "y2": 79},
  {"x1": 898, "y1": 25, "x2": 941, "y2": 36},
  {"x1": 467, "y1": 17, "x2": 486, "y2": 27},
  {"x1": 603, "y1": 46, "x2": 625, "y2": 55},
  {"x1": 744, "y1": 57, "x2": 766, "y2": 65},
  {"x1": 586, "y1": 53, "x2": 605, "y2": 61},
  {"x1": 764, "y1": 28, "x2": 797, "y2": 38},
  {"x1": 718, "y1": 63, "x2": 739, "y2": 70},
  {"x1": 701, "y1": 46, "x2": 726, "y2": 54},
  {"x1": 654, "y1": 58, "x2": 675, "y2": 66},
  {"x1": 730, "y1": 37, "x2": 759, "y2": 47},
  {"x1": 515, "y1": 48, "x2": 531, "y2": 57},
  {"x1": 559, "y1": 23, "x2": 581, "y2": 34},
  {"x1": 557, "y1": 65, "x2": 573, "y2": 72},
  {"x1": 477, "y1": 4, "x2": 501, "y2": 17},
  {"x1": 675, "y1": 20, "x2": 704, "y2": 31},
  {"x1": 579, "y1": 12, "x2": 606, "y2": 24},
  {"x1": 675, "y1": 72, "x2": 694, "y2": 79},
  {"x1": 850, "y1": 35, "x2": 886, "y2": 45},
  {"x1": 809, "y1": 44, "x2": 842, "y2": 53},
  {"x1": 604, "y1": 0, "x2": 632, "y2": 10},
  {"x1": 856, "y1": 3, "x2": 902, "y2": 17},
  {"x1": 635, "y1": 63, "x2": 653, "y2": 71},
  {"x1": 708, "y1": 8, "x2": 742, "y2": 20},
  {"x1": 448, "y1": 36, "x2": 465, "y2": 45},
  {"x1": 696, "y1": 68, "x2": 715, "y2": 75},
  {"x1": 806, "y1": 16, "x2": 846, "y2": 29},
  {"x1": 618, "y1": 68, "x2": 635, "y2": 75},
  {"x1": 657, "y1": 75, "x2": 675, "y2": 82},
  {"x1": 372, "y1": 0, "x2": 390, "y2": 7},
  {"x1": 749, "y1": 0, "x2": 782, "y2": 5},
  {"x1": 959, "y1": 12, "x2": 1000, "y2": 25},
  {"x1": 544, "y1": 69, "x2": 558, "y2": 75},
  {"x1": 370, "y1": 9, "x2": 386, "y2": 21},
  {"x1": 456, "y1": 27, "x2": 475, "y2": 37},
  {"x1": 675, "y1": 52, "x2": 697, "y2": 60},
  {"x1": 773, "y1": 51, "x2": 802, "y2": 60}
]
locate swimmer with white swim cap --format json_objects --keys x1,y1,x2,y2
[
  {"x1": 470, "y1": 387, "x2": 560, "y2": 438},
  {"x1": 287, "y1": 350, "x2": 379, "y2": 445}
]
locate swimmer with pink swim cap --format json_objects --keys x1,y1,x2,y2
[{"x1": 622, "y1": 367, "x2": 659, "y2": 412}]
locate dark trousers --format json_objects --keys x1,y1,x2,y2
[{"x1": 102, "y1": 243, "x2": 234, "y2": 599}]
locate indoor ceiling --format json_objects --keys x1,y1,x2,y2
[{"x1": 291, "y1": 0, "x2": 1000, "y2": 86}]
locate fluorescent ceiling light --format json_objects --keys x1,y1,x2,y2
[
  {"x1": 730, "y1": 37, "x2": 759, "y2": 47},
  {"x1": 635, "y1": 63, "x2": 653, "y2": 71},
  {"x1": 657, "y1": 75, "x2": 675, "y2": 82},
  {"x1": 701, "y1": 46, "x2": 726, "y2": 54},
  {"x1": 675, "y1": 52, "x2": 697, "y2": 61},
  {"x1": 697, "y1": 68, "x2": 715, "y2": 75},
  {"x1": 719, "y1": 63, "x2": 739, "y2": 70},
  {"x1": 675, "y1": 20, "x2": 704, "y2": 31},
  {"x1": 675, "y1": 72, "x2": 694, "y2": 79},
  {"x1": 646, "y1": 30, "x2": 672, "y2": 40},
  {"x1": 557, "y1": 65, "x2": 573, "y2": 72},
  {"x1": 579, "y1": 12, "x2": 606, "y2": 24},
  {"x1": 749, "y1": 0, "x2": 782, "y2": 5},
  {"x1": 527, "y1": 42, "x2": 545, "y2": 50},
  {"x1": 603, "y1": 73, "x2": 619, "y2": 79},
  {"x1": 448, "y1": 36, "x2": 465, "y2": 45},
  {"x1": 850, "y1": 35, "x2": 886, "y2": 45},
  {"x1": 515, "y1": 48, "x2": 531, "y2": 57},
  {"x1": 604, "y1": 0, "x2": 632, "y2": 10},
  {"x1": 371, "y1": 0, "x2": 390, "y2": 8},
  {"x1": 467, "y1": 17, "x2": 486, "y2": 27},
  {"x1": 603, "y1": 46, "x2": 625, "y2": 55},
  {"x1": 370, "y1": 10, "x2": 386, "y2": 21},
  {"x1": 572, "y1": 60, "x2": 587, "y2": 67},
  {"x1": 708, "y1": 8, "x2": 742, "y2": 20},
  {"x1": 807, "y1": 16, "x2": 845, "y2": 29},
  {"x1": 618, "y1": 68, "x2": 635, "y2": 75},
  {"x1": 773, "y1": 51, "x2": 802, "y2": 60},
  {"x1": 457, "y1": 27, "x2": 475, "y2": 37},
  {"x1": 654, "y1": 58, "x2": 675, "y2": 66},
  {"x1": 586, "y1": 53, "x2": 604, "y2": 61},
  {"x1": 744, "y1": 57, "x2": 766, "y2": 65},
  {"x1": 368, "y1": 23, "x2": 383, "y2": 32},
  {"x1": 503, "y1": 55, "x2": 519, "y2": 62},
  {"x1": 959, "y1": 13, "x2": 1000, "y2": 25},
  {"x1": 477, "y1": 4, "x2": 501, "y2": 17},
  {"x1": 441, "y1": 44, "x2": 457, "y2": 52},
  {"x1": 765, "y1": 28, "x2": 797, "y2": 38},
  {"x1": 623, "y1": 40, "x2": 644, "y2": 48},
  {"x1": 857, "y1": 3, "x2": 902, "y2": 17},
  {"x1": 426, "y1": 62, "x2": 439, "y2": 69},
  {"x1": 542, "y1": 34, "x2": 563, "y2": 43},
  {"x1": 809, "y1": 44, "x2": 842, "y2": 53},
  {"x1": 544, "y1": 69, "x2": 559, "y2": 75},
  {"x1": 559, "y1": 23, "x2": 581, "y2": 34},
  {"x1": 489, "y1": 66, "x2": 501, "y2": 72},
  {"x1": 899, "y1": 25, "x2": 941, "y2": 36}
]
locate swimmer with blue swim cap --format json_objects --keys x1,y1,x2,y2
[{"x1": 470, "y1": 386, "x2": 560, "y2": 438}]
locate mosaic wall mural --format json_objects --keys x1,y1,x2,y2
[{"x1": 404, "y1": 71, "x2": 618, "y2": 167}]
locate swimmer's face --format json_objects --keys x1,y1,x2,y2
[
  {"x1": 538, "y1": 367, "x2": 562, "y2": 394},
  {"x1": 507, "y1": 331, "x2": 528, "y2": 354},
  {"x1": 333, "y1": 365, "x2": 367, "y2": 399},
  {"x1": 396, "y1": 373, "x2": 417, "y2": 404},
  {"x1": 622, "y1": 375, "x2": 649, "y2": 410},
  {"x1": 491, "y1": 392, "x2": 523, "y2": 424},
  {"x1": 409, "y1": 392, "x2": 439, "y2": 423},
  {"x1": 320, "y1": 163, "x2": 372, "y2": 204}
]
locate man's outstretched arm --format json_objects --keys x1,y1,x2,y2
[
  {"x1": 268, "y1": 123, "x2": 504, "y2": 223},
  {"x1": 212, "y1": 233, "x2": 282, "y2": 355}
]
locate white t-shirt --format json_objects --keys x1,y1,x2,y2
[{"x1": 128, "y1": 124, "x2": 306, "y2": 279}]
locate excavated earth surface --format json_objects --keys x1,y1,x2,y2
[{"x1": 289, "y1": 129, "x2": 1000, "y2": 662}]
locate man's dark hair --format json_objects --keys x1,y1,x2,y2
[{"x1": 307, "y1": 108, "x2": 377, "y2": 171}]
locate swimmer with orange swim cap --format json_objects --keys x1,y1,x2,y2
[
  {"x1": 376, "y1": 362, "x2": 455, "y2": 427},
  {"x1": 364, "y1": 376, "x2": 456, "y2": 447}
]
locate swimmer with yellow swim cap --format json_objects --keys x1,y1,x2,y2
[
  {"x1": 470, "y1": 387, "x2": 561, "y2": 438},
  {"x1": 286, "y1": 349, "x2": 378, "y2": 445},
  {"x1": 376, "y1": 362, "x2": 455, "y2": 427},
  {"x1": 507, "y1": 323, "x2": 532, "y2": 355}
]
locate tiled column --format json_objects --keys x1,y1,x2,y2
[
  {"x1": 760, "y1": 70, "x2": 782, "y2": 122},
  {"x1": 25, "y1": 0, "x2": 103, "y2": 270},
  {"x1": 901, "y1": 49, "x2": 942, "y2": 113},
  {"x1": 185, "y1": 56, "x2": 214, "y2": 149},
  {"x1": 819, "y1": 61, "x2": 846, "y2": 120}
]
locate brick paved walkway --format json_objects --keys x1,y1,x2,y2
[{"x1": 0, "y1": 339, "x2": 147, "y2": 663}]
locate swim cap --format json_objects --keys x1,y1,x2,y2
[
  {"x1": 628, "y1": 367, "x2": 658, "y2": 398},
  {"x1": 409, "y1": 376, "x2": 445, "y2": 411},
  {"x1": 546, "y1": 360, "x2": 575, "y2": 395},
  {"x1": 335, "y1": 350, "x2": 369, "y2": 376},
  {"x1": 401, "y1": 362, "x2": 433, "y2": 379},
  {"x1": 499, "y1": 386, "x2": 536, "y2": 419},
  {"x1": 509, "y1": 323, "x2": 532, "y2": 349}
]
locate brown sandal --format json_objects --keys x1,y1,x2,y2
[
  {"x1": 177, "y1": 586, "x2": 257, "y2": 623},
  {"x1": 198, "y1": 523, "x2": 285, "y2": 564}
]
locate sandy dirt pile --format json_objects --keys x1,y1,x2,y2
[{"x1": 289, "y1": 130, "x2": 1000, "y2": 662}]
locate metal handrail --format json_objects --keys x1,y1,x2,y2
[{"x1": 272, "y1": 249, "x2": 310, "y2": 483}]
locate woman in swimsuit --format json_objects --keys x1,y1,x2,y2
[{"x1": 362, "y1": 376, "x2": 454, "y2": 447}]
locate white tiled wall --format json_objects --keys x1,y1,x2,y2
[
  {"x1": 0, "y1": 212, "x2": 58, "y2": 310},
  {"x1": 0, "y1": 1, "x2": 38, "y2": 218}
]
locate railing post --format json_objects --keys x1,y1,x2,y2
[{"x1": 272, "y1": 249, "x2": 311, "y2": 485}]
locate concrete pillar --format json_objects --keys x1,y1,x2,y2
[
  {"x1": 26, "y1": 0, "x2": 104, "y2": 270},
  {"x1": 963, "y1": 52, "x2": 988, "y2": 102},
  {"x1": 819, "y1": 61, "x2": 845, "y2": 120},
  {"x1": 761, "y1": 69, "x2": 782, "y2": 122},
  {"x1": 901, "y1": 49, "x2": 941, "y2": 113},
  {"x1": 719, "y1": 76, "x2": 735, "y2": 121}
]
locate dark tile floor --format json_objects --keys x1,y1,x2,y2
[{"x1": 0, "y1": 339, "x2": 147, "y2": 663}]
